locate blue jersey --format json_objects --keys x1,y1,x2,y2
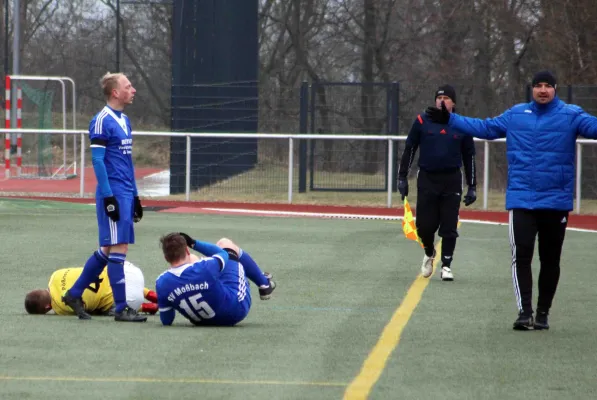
[
  {"x1": 89, "y1": 105, "x2": 136, "y2": 195},
  {"x1": 156, "y1": 256, "x2": 252, "y2": 326},
  {"x1": 449, "y1": 97, "x2": 597, "y2": 210}
]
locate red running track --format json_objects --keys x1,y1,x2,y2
[
  {"x1": 2, "y1": 196, "x2": 597, "y2": 230},
  {"x1": 0, "y1": 167, "x2": 162, "y2": 194}
]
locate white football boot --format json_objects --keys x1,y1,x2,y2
[
  {"x1": 441, "y1": 266, "x2": 454, "y2": 281},
  {"x1": 420, "y1": 251, "x2": 435, "y2": 278}
]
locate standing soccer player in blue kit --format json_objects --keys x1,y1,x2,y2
[
  {"x1": 62, "y1": 72, "x2": 146, "y2": 322},
  {"x1": 156, "y1": 233, "x2": 276, "y2": 326}
]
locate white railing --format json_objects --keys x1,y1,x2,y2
[{"x1": 0, "y1": 128, "x2": 594, "y2": 214}]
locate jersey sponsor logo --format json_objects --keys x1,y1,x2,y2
[
  {"x1": 60, "y1": 269, "x2": 70, "y2": 291},
  {"x1": 120, "y1": 138, "x2": 133, "y2": 155},
  {"x1": 440, "y1": 129, "x2": 447, "y2": 134}
]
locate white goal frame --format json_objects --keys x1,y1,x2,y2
[{"x1": 5, "y1": 75, "x2": 77, "y2": 178}]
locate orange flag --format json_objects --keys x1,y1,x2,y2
[{"x1": 402, "y1": 197, "x2": 424, "y2": 248}]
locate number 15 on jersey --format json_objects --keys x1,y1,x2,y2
[{"x1": 179, "y1": 292, "x2": 216, "y2": 322}]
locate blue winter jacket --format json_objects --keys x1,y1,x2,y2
[{"x1": 448, "y1": 96, "x2": 597, "y2": 211}]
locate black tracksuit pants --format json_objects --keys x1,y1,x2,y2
[
  {"x1": 508, "y1": 208, "x2": 568, "y2": 315},
  {"x1": 415, "y1": 169, "x2": 462, "y2": 266}
]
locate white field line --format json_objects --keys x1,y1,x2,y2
[{"x1": 201, "y1": 207, "x2": 597, "y2": 233}]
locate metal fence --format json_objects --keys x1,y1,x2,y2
[{"x1": 1, "y1": 128, "x2": 597, "y2": 214}]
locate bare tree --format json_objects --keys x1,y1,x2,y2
[
  {"x1": 100, "y1": 0, "x2": 171, "y2": 125},
  {"x1": 5, "y1": 0, "x2": 597, "y2": 184}
]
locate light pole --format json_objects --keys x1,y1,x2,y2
[
  {"x1": 4, "y1": 0, "x2": 8, "y2": 75},
  {"x1": 10, "y1": 0, "x2": 18, "y2": 149},
  {"x1": 12, "y1": 0, "x2": 18, "y2": 77},
  {"x1": 115, "y1": 0, "x2": 120, "y2": 71}
]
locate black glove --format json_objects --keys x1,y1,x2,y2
[
  {"x1": 425, "y1": 101, "x2": 450, "y2": 124},
  {"x1": 103, "y1": 196, "x2": 120, "y2": 222},
  {"x1": 223, "y1": 248, "x2": 239, "y2": 261},
  {"x1": 463, "y1": 186, "x2": 477, "y2": 206},
  {"x1": 179, "y1": 232, "x2": 196, "y2": 248},
  {"x1": 133, "y1": 196, "x2": 143, "y2": 223},
  {"x1": 398, "y1": 178, "x2": 409, "y2": 200}
]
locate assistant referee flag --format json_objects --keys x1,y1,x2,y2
[{"x1": 402, "y1": 197, "x2": 423, "y2": 247}]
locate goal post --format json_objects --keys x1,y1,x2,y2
[{"x1": 4, "y1": 75, "x2": 77, "y2": 179}]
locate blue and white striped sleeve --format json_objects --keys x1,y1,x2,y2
[
  {"x1": 89, "y1": 111, "x2": 113, "y2": 197},
  {"x1": 89, "y1": 109, "x2": 111, "y2": 143}
]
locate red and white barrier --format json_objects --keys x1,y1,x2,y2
[
  {"x1": 4, "y1": 75, "x2": 10, "y2": 179},
  {"x1": 17, "y1": 86, "x2": 22, "y2": 176},
  {"x1": 4, "y1": 75, "x2": 23, "y2": 178}
]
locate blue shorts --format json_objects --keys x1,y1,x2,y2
[
  {"x1": 96, "y1": 193, "x2": 135, "y2": 246},
  {"x1": 201, "y1": 261, "x2": 251, "y2": 326},
  {"x1": 222, "y1": 261, "x2": 252, "y2": 324}
]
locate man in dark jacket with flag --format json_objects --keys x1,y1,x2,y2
[
  {"x1": 426, "y1": 70, "x2": 597, "y2": 330},
  {"x1": 398, "y1": 85, "x2": 477, "y2": 282}
]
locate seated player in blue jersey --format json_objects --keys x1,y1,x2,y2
[
  {"x1": 155, "y1": 233, "x2": 276, "y2": 326},
  {"x1": 62, "y1": 72, "x2": 146, "y2": 322}
]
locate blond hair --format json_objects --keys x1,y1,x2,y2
[{"x1": 100, "y1": 72, "x2": 125, "y2": 100}]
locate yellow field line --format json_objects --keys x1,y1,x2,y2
[
  {"x1": 0, "y1": 375, "x2": 347, "y2": 387},
  {"x1": 343, "y1": 234, "x2": 448, "y2": 400}
]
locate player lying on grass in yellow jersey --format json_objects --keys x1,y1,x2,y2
[{"x1": 24, "y1": 261, "x2": 158, "y2": 316}]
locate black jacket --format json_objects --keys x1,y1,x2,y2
[{"x1": 398, "y1": 113, "x2": 476, "y2": 187}]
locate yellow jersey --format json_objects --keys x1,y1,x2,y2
[{"x1": 48, "y1": 267, "x2": 113, "y2": 315}]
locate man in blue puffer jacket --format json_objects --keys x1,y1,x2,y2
[{"x1": 425, "y1": 71, "x2": 597, "y2": 331}]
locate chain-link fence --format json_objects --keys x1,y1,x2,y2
[{"x1": 4, "y1": 78, "x2": 597, "y2": 212}]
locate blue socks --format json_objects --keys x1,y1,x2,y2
[
  {"x1": 69, "y1": 250, "x2": 129, "y2": 313},
  {"x1": 239, "y1": 250, "x2": 269, "y2": 287},
  {"x1": 107, "y1": 253, "x2": 127, "y2": 312},
  {"x1": 69, "y1": 249, "x2": 109, "y2": 298}
]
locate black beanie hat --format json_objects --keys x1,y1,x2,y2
[
  {"x1": 532, "y1": 70, "x2": 557, "y2": 87},
  {"x1": 435, "y1": 84, "x2": 456, "y2": 103}
]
